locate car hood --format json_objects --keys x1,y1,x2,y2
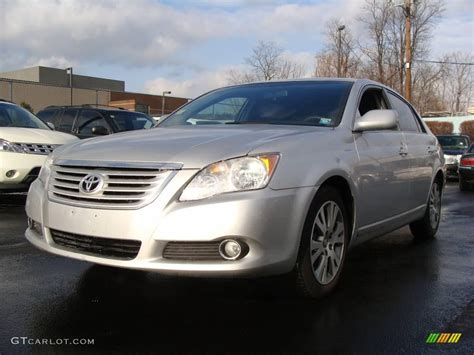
[
  {"x1": 0, "y1": 127, "x2": 77, "y2": 144},
  {"x1": 55, "y1": 125, "x2": 326, "y2": 168}
]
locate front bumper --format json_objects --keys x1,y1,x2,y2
[
  {"x1": 25, "y1": 173, "x2": 315, "y2": 277},
  {"x1": 0, "y1": 152, "x2": 45, "y2": 190}
]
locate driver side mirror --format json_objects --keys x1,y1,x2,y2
[
  {"x1": 353, "y1": 109, "x2": 398, "y2": 132},
  {"x1": 46, "y1": 122, "x2": 55, "y2": 130},
  {"x1": 91, "y1": 125, "x2": 109, "y2": 136}
]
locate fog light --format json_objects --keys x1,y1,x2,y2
[
  {"x1": 28, "y1": 218, "x2": 43, "y2": 236},
  {"x1": 6, "y1": 170, "x2": 16, "y2": 178},
  {"x1": 219, "y1": 239, "x2": 242, "y2": 260}
]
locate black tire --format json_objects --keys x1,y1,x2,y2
[
  {"x1": 295, "y1": 186, "x2": 350, "y2": 298},
  {"x1": 459, "y1": 176, "x2": 469, "y2": 191},
  {"x1": 409, "y1": 180, "x2": 442, "y2": 240}
]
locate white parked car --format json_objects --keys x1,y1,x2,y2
[{"x1": 0, "y1": 101, "x2": 78, "y2": 191}]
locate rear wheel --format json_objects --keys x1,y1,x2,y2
[
  {"x1": 295, "y1": 187, "x2": 350, "y2": 298},
  {"x1": 409, "y1": 180, "x2": 442, "y2": 240}
]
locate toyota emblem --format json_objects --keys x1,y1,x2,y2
[{"x1": 79, "y1": 173, "x2": 104, "y2": 194}]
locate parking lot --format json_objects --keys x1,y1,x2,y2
[{"x1": 0, "y1": 182, "x2": 473, "y2": 353}]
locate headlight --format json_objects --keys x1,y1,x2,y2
[
  {"x1": 0, "y1": 139, "x2": 24, "y2": 153},
  {"x1": 38, "y1": 155, "x2": 54, "y2": 186},
  {"x1": 179, "y1": 154, "x2": 280, "y2": 201}
]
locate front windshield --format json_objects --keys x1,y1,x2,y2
[
  {"x1": 160, "y1": 81, "x2": 353, "y2": 127},
  {"x1": 107, "y1": 111, "x2": 155, "y2": 132},
  {"x1": 0, "y1": 104, "x2": 50, "y2": 129},
  {"x1": 437, "y1": 136, "x2": 470, "y2": 150}
]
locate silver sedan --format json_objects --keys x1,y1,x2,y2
[{"x1": 25, "y1": 79, "x2": 444, "y2": 298}]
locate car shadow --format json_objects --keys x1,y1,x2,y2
[
  {"x1": 0, "y1": 192, "x2": 27, "y2": 207},
  {"x1": 28, "y1": 227, "x2": 441, "y2": 353}
]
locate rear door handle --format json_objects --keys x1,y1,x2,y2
[
  {"x1": 399, "y1": 144, "x2": 408, "y2": 156},
  {"x1": 399, "y1": 148, "x2": 408, "y2": 156},
  {"x1": 427, "y1": 146, "x2": 437, "y2": 154}
]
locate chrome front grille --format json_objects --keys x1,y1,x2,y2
[
  {"x1": 48, "y1": 160, "x2": 181, "y2": 209},
  {"x1": 15, "y1": 142, "x2": 59, "y2": 155}
]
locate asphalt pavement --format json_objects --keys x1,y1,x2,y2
[{"x1": 0, "y1": 183, "x2": 473, "y2": 354}]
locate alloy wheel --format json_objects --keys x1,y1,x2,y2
[
  {"x1": 310, "y1": 201, "x2": 345, "y2": 285},
  {"x1": 429, "y1": 182, "x2": 441, "y2": 229}
]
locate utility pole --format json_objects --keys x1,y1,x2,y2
[
  {"x1": 404, "y1": 0, "x2": 412, "y2": 102},
  {"x1": 162, "y1": 91, "x2": 171, "y2": 116},
  {"x1": 66, "y1": 67, "x2": 73, "y2": 105},
  {"x1": 337, "y1": 25, "x2": 345, "y2": 77}
]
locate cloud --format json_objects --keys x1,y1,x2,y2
[
  {"x1": 431, "y1": 0, "x2": 474, "y2": 56},
  {"x1": 144, "y1": 66, "x2": 234, "y2": 98},
  {"x1": 280, "y1": 51, "x2": 315, "y2": 77},
  {"x1": 1, "y1": 0, "x2": 471, "y2": 96},
  {"x1": 144, "y1": 50, "x2": 315, "y2": 99},
  {"x1": 0, "y1": 0, "x2": 362, "y2": 71},
  {"x1": 0, "y1": 0, "x2": 235, "y2": 69}
]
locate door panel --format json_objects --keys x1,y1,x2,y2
[
  {"x1": 385, "y1": 91, "x2": 435, "y2": 210},
  {"x1": 403, "y1": 132, "x2": 436, "y2": 208},
  {"x1": 354, "y1": 131, "x2": 411, "y2": 227}
]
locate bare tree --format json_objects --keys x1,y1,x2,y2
[
  {"x1": 227, "y1": 41, "x2": 306, "y2": 84},
  {"x1": 245, "y1": 41, "x2": 283, "y2": 81},
  {"x1": 411, "y1": 62, "x2": 444, "y2": 114},
  {"x1": 358, "y1": 0, "x2": 393, "y2": 83},
  {"x1": 440, "y1": 52, "x2": 474, "y2": 113},
  {"x1": 383, "y1": 0, "x2": 443, "y2": 92},
  {"x1": 314, "y1": 20, "x2": 362, "y2": 78},
  {"x1": 358, "y1": 0, "x2": 443, "y2": 93},
  {"x1": 226, "y1": 68, "x2": 257, "y2": 84}
]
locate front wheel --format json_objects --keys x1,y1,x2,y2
[
  {"x1": 295, "y1": 186, "x2": 350, "y2": 298},
  {"x1": 409, "y1": 180, "x2": 442, "y2": 240}
]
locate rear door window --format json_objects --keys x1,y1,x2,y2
[
  {"x1": 387, "y1": 93, "x2": 420, "y2": 132},
  {"x1": 76, "y1": 110, "x2": 110, "y2": 136},
  {"x1": 57, "y1": 109, "x2": 78, "y2": 133},
  {"x1": 37, "y1": 109, "x2": 59, "y2": 126}
]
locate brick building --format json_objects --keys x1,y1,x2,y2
[{"x1": 0, "y1": 66, "x2": 189, "y2": 115}]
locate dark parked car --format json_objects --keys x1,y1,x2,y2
[
  {"x1": 436, "y1": 135, "x2": 471, "y2": 179},
  {"x1": 459, "y1": 143, "x2": 474, "y2": 191},
  {"x1": 36, "y1": 105, "x2": 155, "y2": 139}
]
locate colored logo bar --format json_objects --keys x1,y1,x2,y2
[{"x1": 426, "y1": 333, "x2": 462, "y2": 344}]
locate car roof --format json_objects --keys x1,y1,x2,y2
[
  {"x1": 0, "y1": 100, "x2": 17, "y2": 106},
  {"x1": 214, "y1": 78, "x2": 398, "y2": 94},
  {"x1": 40, "y1": 105, "x2": 131, "y2": 112}
]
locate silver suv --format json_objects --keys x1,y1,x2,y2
[{"x1": 25, "y1": 79, "x2": 445, "y2": 298}]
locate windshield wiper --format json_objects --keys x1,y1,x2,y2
[{"x1": 226, "y1": 121, "x2": 276, "y2": 125}]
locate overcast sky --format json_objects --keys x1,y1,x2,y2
[{"x1": 1, "y1": 0, "x2": 473, "y2": 98}]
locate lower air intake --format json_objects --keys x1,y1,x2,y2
[{"x1": 50, "y1": 229, "x2": 141, "y2": 260}]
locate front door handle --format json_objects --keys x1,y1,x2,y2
[{"x1": 399, "y1": 144, "x2": 408, "y2": 156}]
